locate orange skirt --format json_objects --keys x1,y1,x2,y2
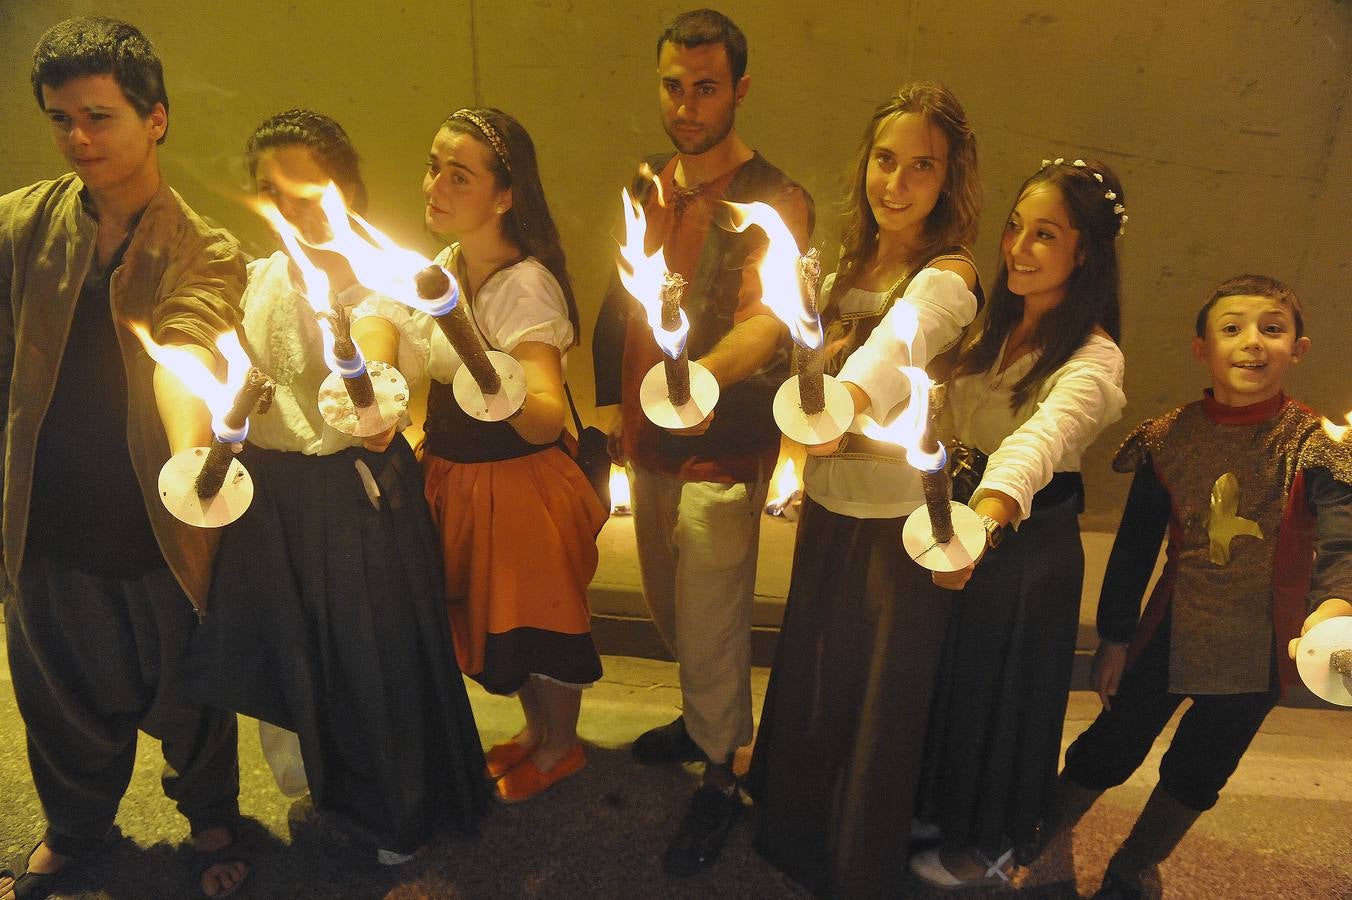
[{"x1": 423, "y1": 446, "x2": 607, "y2": 693}]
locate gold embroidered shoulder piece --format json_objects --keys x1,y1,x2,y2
[
  {"x1": 1112, "y1": 406, "x2": 1184, "y2": 473},
  {"x1": 1296, "y1": 421, "x2": 1352, "y2": 485}
]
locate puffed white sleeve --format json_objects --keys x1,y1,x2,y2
[
  {"x1": 973, "y1": 337, "x2": 1127, "y2": 525},
  {"x1": 478, "y1": 261, "x2": 574, "y2": 353},
  {"x1": 837, "y1": 268, "x2": 978, "y2": 424},
  {"x1": 344, "y1": 285, "x2": 434, "y2": 390}
]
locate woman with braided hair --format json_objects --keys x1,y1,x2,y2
[
  {"x1": 183, "y1": 109, "x2": 489, "y2": 866},
  {"x1": 909, "y1": 158, "x2": 1129, "y2": 889}
]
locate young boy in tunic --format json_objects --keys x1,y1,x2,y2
[{"x1": 1044, "y1": 274, "x2": 1352, "y2": 900}]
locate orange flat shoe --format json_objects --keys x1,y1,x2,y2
[
  {"x1": 484, "y1": 740, "x2": 535, "y2": 779},
  {"x1": 494, "y1": 744, "x2": 587, "y2": 804}
]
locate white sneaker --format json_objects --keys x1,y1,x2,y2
[
  {"x1": 376, "y1": 848, "x2": 416, "y2": 866},
  {"x1": 909, "y1": 846, "x2": 1013, "y2": 889}
]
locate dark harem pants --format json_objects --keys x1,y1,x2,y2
[{"x1": 5, "y1": 557, "x2": 240, "y2": 857}]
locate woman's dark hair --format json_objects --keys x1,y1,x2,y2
[
  {"x1": 836, "y1": 82, "x2": 980, "y2": 293},
  {"x1": 245, "y1": 109, "x2": 368, "y2": 214},
  {"x1": 954, "y1": 158, "x2": 1124, "y2": 410},
  {"x1": 31, "y1": 16, "x2": 169, "y2": 144},
  {"x1": 441, "y1": 107, "x2": 580, "y2": 343}
]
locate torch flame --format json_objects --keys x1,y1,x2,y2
[
  {"x1": 321, "y1": 189, "x2": 442, "y2": 310},
  {"x1": 256, "y1": 182, "x2": 446, "y2": 315},
  {"x1": 131, "y1": 325, "x2": 252, "y2": 435},
  {"x1": 853, "y1": 302, "x2": 944, "y2": 470},
  {"x1": 253, "y1": 183, "x2": 458, "y2": 377},
  {"x1": 723, "y1": 201, "x2": 823, "y2": 351},
  {"x1": 1324, "y1": 410, "x2": 1352, "y2": 443},
  {"x1": 254, "y1": 200, "x2": 332, "y2": 313},
  {"x1": 608, "y1": 463, "x2": 631, "y2": 514},
  {"x1": 617, "y1": 187, "x2": 689, "y2": 360},
  {"x1": 771, "y1": 455, "x2": 800, "y2": 503},
  {"x1": 637, "y1": 162, "x2": 667, "y2": 208},
  {"x1": 253, "y1": 198, "x2": 344, "y2": 370}
]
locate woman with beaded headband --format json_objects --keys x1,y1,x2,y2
[
  {"x1": 744, "y1": 82, "x2": 984, "y2": 898},
  {"x1": 419, "y1": 107, "x2": 606, "y2": 803},
  {"x1": 181, "y1": 109, "x2": 489, "y2": 865},
  {"x1": 908, "y1": 157, "x2": 1129, "y2": 889}
]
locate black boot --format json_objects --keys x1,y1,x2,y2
[
  {"x1": 1091, "y1": 867, "x2": 1146, "y2": 900},
  {"x1": 1020, "y1": 770, "x2": 1104, "y2": 865},
  {"x1": 662, "y1": 783, "x2": 742, "y2": 875},
  {"x1": 632, "y1": 715, "x2": 704, "y2": 764},
  {"x1": 1092, "y1": 785, "x2": 1201, "y2": 899}
]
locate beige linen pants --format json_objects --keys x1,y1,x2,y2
[{"x1": 629, "y1": 465, "x2": 770, "y2": 764}]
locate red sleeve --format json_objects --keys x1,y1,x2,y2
[{"x1": 1273, "y1": 470, "x2": 1317, "y2": 693}]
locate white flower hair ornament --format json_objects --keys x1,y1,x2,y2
[{"x1": 1039, "y1": 156, "x2": 1128, "y2": 236}]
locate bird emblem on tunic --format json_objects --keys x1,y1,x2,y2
[{"x1": 1206, "y1": 472, "x2": 1263, "y2": 565}]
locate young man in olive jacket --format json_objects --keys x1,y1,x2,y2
[{"x1": 0, "y1": 17, "x2": 248, "y2": 900}]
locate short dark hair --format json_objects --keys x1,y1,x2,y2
[
  {"x1": 1196, "y1": 274, "x2": 1304, "y2": 339},
  {"x1": 245, "y1": 109, "x2": 368, "y2": 214},
  {"x1": 31, "y1": 17, "x2": 169, "y2": 145},
  {"x1": 656, "y1": 9, "x2": 748, "y2": 82}
]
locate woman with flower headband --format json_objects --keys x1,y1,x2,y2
[
  {"x1": 183, "y1": 109, "x2": 489, "y2": 867},
  {"x1": 419, "y1": 107, "x2": 607, "y2": 803},
  {"x1": 908, "y1": 158, "x2": 1129, "y2": 889},
  {"x1": 744, "y1": 83, "x2": 983, "y2": 899}
]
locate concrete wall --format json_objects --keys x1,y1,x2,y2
[{"x1": 3, "y1": 1, "x2": 1348, "y2": 527}]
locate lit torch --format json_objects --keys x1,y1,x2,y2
[
  {"x1": 854, "y1": 304, "x2": 986, "y2": 572},
  {"x1": 409, "y1": 263, "x2": 529, "y2": 422},
  {"x1": 270, "y1": 184, "x2": 524, "y2": 422},
  {"x1": 723, "y1": 202, "x2": 853, "y2": 445},
  {"x1": 255, "y1": 198, "x2": 408, "y2": 436},
  {"x1": 617, "y1": 187, "x2": 719, "y2": 428},
  {"x1": 133, "y1": 326, "x2": 274, "y2": 528}
]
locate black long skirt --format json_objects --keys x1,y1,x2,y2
[
  {"x1": 183, "y1": 440, "x2": 489, "y2": 851},
  {"x1": 916, "y1": 493, "x2": 1084, "y2": 858},
  {"x1": 746, "y1": 496, "x2": 954, "y2": 899}
]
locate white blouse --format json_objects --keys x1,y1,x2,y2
[
  {"x1": 240, "y1": 251, "x2": 433, "y2": 455},
  {"x1": 426, "y1": 247, "x2": 573, "y2": 384},
  {"x1": 805, "y1": 268, "x2": 979, "y2": 519},
  {"x1": 945, "y1": 332, "x2": 1126, "y2": 526}
]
